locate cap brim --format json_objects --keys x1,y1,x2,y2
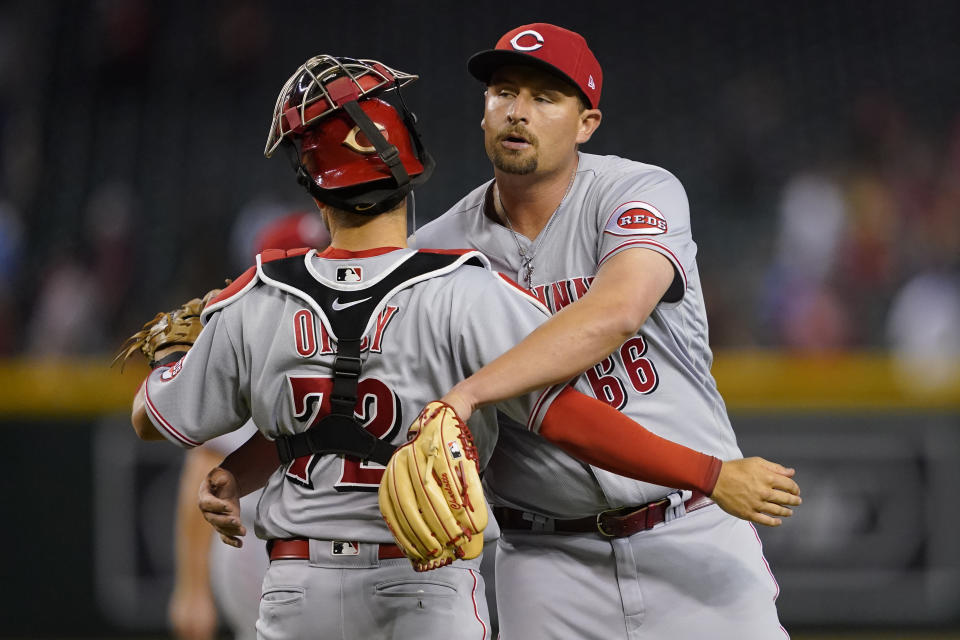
[{"x1": 467, "y1": 49, "x2": 590, "y2": 106}]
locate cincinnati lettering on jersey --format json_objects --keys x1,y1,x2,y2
[
  {"x1": 603, "y1": 201, "x2": 668, "y2": 237},
  {"x1": 529, "y1": 277, "x2": 595, "y2": 313}
]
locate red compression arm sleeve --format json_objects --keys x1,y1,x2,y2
[{"x1": 539, "y1": 387, "x2": 722, "y2": 494}]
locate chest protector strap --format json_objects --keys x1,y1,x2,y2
[{"x1": 261, "y1": 250, "x2": 484, "y2": 466}]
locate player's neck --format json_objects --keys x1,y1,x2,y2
[
  {"x1": 493, "y1": 156, "x2": 578, "y2": 240},
  {"x1": 325, "y1": 206, "x2": 408, "y2": 252}
]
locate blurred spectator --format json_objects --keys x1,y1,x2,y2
[
  {"x1": 26, "y1": 245, "x2": 105, "y2": 356},
  {"x1": 85, "y1": 181, "x2": 136, "y2": 337},
  {"x1": 762, "y1": 172, "x2": 851, "y2": 351},
  {"x1": 761, "y1": 87, "x2": 960, "y2": 352},
  {"x1": 886, "y1": 271, "x2": 960, "y2": 395},
  {"x1": 25, "y1": 179, "x2": 138, "y2": 356}
]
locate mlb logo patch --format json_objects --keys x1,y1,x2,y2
[
  {"x1": 336, "y1": 266, "x2": 363, "y2": 282},
  {"x1": 331, "y1": 541, "x2": 361, "y2": 556},
  {"x1": 447, "y1": 440, "x2": 463, "y2": 459},
  {"x1": 604, "y1": 201, "x2": 668, "y2": 237}
]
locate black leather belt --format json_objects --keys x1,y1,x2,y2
[{"x1": 493, "y1": 490, "x2": 713, "y2": 538}]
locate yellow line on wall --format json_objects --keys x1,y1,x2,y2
[
  {"x1": 0, "y1": 358, "x2": 149, "y2": 418},
  {"x1": 0, "y1": 351, "x2": 957, "y2": 419},
  {"x1": 711, "y1": 350, "x2": 960, "y2": 411}
]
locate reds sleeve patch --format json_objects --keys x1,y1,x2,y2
[{"x1": 603, "y1": 202, "x2": 668, "y2": 236}]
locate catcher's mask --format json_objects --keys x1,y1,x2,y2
[{"x1": 265, "y1": 55, "x2": 434, "y2": 216}]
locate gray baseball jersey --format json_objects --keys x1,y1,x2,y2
[
  {"x1": 413, "y1": 152, "x2": 743, "y2": 517},
  {"x1": 142, "y1": 247, "x2": 562, "y2": 542}
]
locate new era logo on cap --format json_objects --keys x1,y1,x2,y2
[{"x1": 468, "y1": 23, "x2": 603, "y2": 108}]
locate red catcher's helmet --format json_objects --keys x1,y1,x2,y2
[
  {"x1": 265, "y1": 55, "x2": 416, "y2": 157},
  {"x1": 299, "y1": 97, "x2": 424, "y2": 190},
  {"x1": 265, "y1": 55, "x2": 433, "y2": 215}
]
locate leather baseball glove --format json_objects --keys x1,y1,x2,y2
[
  {"x1": 378, "y1": 401, "x2": 488, "y2": 571},
  {"x1": 112, "y1": 288, "x2": 222, "y2": 370}
]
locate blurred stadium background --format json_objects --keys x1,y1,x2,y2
[{"x1": 0, "y1": 0, "x2": 958, "y2": 637}]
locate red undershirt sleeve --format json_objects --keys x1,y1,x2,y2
[{"x1": 539, "y1": 387, "x2": 722, "y2": 495}]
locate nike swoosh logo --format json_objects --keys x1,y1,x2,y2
[{"x1": 331, "y1": 296, "x2": 372, "y2": 311}]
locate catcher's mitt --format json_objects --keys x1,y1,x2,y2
[
  {"x1": 112, "y1": 288, "x2": 222, "y2": 370},
  {"x1": 378, "y1": 401, "x2": 488, "y2": 572}
]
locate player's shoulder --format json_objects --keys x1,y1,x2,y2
[
  {"x1": 417, "y1": 250, "x2": 492, "y2": 285},
  {"x1": 433, "y1": 266, "x2": 549, "y2": 314},
  {"x1": 411, "y1": 180, "x2": 491, "y2": 248},
  {"x1": 580, "y1": 152, "x2": 684, "y2": 192},
  {"x1": 201, "y1": 248, "x2": 311, "y2": 322}
]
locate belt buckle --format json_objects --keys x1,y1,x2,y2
[{"x1": 595, "y1": 497, "x2": 671, "y2": 538}]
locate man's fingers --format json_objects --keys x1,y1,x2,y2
[
  {"x1": 198, "y1": 495, "x2": 235, "y2": 514},
  {"x1": 206, "y1": 513, "x2": 243, "y2": 530},
  {"x1": 219, "y1": 533, "x2": 243, "y2": 548},
  {"x1": 761, "y1": 502, "x2": 794, "y2": 518},
  {"x1": 751, "y1": 512, "x2": 782, "y2": 527},
  {"x1": 766, "y1": 488, "x2": 802, "y2": 507},
  {"x1": 756, "y1": 457, "x2": 796, "y2": 477},
  {"x1": 770, "y1": 475, "x2": 801, "y2": 495},
  {"x1": 203, "y1": 512, "x2": 245, "y2": 534}
]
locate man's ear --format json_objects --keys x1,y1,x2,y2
[
  {"x1": 480, "y1": 89, "x2": 489, "y2": 130},
  {"x1": 576, "y1": 109, "x2": 602, "y2": 144}
]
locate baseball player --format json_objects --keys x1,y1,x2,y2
[
  {"x1": 407, "y1": 23, "x2": 794, "y2": 639},
  {"x1": 129, "y1": 55, "x2": 797, "y2": 639}
]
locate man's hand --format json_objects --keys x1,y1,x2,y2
[
  {"x1": 710, "y1": 457, "x2": 801, "y2": 527},
  {"x1": 199, "y1": 466, "x2": 246, "y2": 547}
]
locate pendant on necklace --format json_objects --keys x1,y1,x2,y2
[{"x1": 521, "y1": 257, "x2": 534, "y2": 288}]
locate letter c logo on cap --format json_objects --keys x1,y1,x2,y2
[{"x1": 510, "y1": 29, "x2": 544, "y2": 51}]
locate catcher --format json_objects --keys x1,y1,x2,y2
[{"x1": 125, "y1": 55, "x2": 799, "y2": 640}]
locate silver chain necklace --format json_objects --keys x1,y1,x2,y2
[{"x1": 496, "y1": 166, "x2": 577, "y2": 288}]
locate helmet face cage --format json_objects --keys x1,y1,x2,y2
[{"x1": 265, "y1": 55, "x2": 418, "y2": 158}]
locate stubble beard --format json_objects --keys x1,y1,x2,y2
[
  {"x1": 486, "y1": 130, "x2": 539, "y2": 175},
  {"x1": 490, "y1": 148, "x2": 538, "y2": 175}
]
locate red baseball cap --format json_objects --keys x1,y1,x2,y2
[{"x1": 468, "y1": 23, "x2": 602, "y2": 108}]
